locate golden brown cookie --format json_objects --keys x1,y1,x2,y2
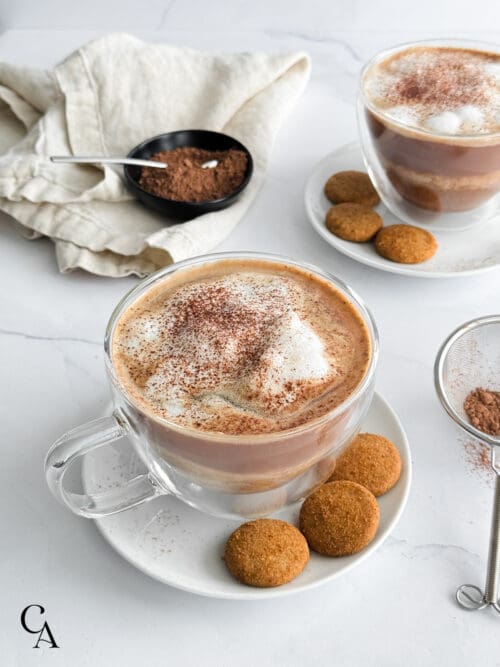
[
  {"x1": 224, "y1": 519, "x2": 309, "y2": 587},
  {"x1": 325, "y1": 203, "x2": 383, "y2": 242},
  {"x1": 375, "y1": 224, "x2": 437, "y2": 263},
  {"x1": 324, "y1": 170, "x2": 380, "y2": 207},
  {"x1": 329, "y1": 433, "x2": 402, "y2": 496},
  {"x1": 299, "y1": 481, "x2": 379, "y2": 556}
]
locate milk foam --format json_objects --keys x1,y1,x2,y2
[
  {"x1": 118, "y1": 274, "x2": 330, "y2": 423},
  {"x1": 112, "y1": 263, "x2": 370, "y2": 434},
  {"x1": 143, "y1": 308, "x2": 329, "y2": 421},
  {"x1": 259, "y1": 311, "x2": 330, "y2": 390},
  {"x1": 365, "y1": 46, "x2": 500, "y2": 136}
]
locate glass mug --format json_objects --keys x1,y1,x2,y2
[
  {"x1": 357, "y1": 39, "x2": 500, "y2": 231},
  {"x1": 45, "y1": 252, "x2": 378, "y2": 520}
]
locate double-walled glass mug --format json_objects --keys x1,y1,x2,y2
[
  {"x1": 357, "y1": 39, "x2": 500, "y2": 231},
  {"x1": 45, "y1": 252, "x2": 378, "y2": 520}
]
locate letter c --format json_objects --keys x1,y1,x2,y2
[{"x1": 21, "y1": 605, "x2": 45, "y2": 633}]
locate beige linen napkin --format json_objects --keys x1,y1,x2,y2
[{"x1": 0, "y1": 33, "x2": 310, "y2": 277}]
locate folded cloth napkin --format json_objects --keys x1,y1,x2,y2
[{"x1": 0, "y1": 33, "x2": 310, "y2": 277}]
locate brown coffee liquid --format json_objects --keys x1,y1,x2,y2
[{"x1": 112, "y1": 259, "x2": 371, "y2": 435}]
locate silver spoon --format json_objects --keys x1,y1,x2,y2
[{"x1": 50, "y1": 156, "x2": 218, "y2": 169}]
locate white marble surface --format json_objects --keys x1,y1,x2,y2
[{"x1": 1, "y1": 4, "x2": 500, "y2": 665}]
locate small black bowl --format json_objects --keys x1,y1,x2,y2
[{"x1": 124, "y1": 130, "x2": 253, "y2": 221}]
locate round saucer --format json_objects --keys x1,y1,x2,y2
[
  {"x1": 82, "y1": 392, "x2": 411, "y2": 600},
  {"x1": 305, "y1": 142, "x2": 500, "y2": 278}
]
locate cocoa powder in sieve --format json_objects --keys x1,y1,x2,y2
[
  {"x1": 139, "y1": 147, "x2": 248, "y2": 202},
  {"x1": 463, "y1": 387, "x2": 500, "y2": 436}
]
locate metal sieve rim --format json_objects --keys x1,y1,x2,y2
[{"x1": 434, "y1": 314, "x2": 500, "y2": 448}]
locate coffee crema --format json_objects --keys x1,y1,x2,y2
[
  {"x1": 364, "y1": 46, "x2": 500, "y2": 138},
  {"x1": 112, "y1": 260, "x2": 371, "y2": 436}
]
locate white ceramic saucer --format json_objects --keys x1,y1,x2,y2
[
  {"x1": 82, "y1": 392, "x2": 411, "y2": 600},
  {"x1": 305, "y1": 142, "x2": 500, "y2": 278}
]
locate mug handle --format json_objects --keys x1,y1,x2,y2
[{"x1": 45, "y1": 411, "x2": 160, "y2": 518}]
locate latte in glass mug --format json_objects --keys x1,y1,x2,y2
[{"x1": 46, "y1": 254, "x2": 377, "y2": 519}]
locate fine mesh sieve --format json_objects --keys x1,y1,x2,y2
[{"x1": 435, "y1": 315, "x2": 500, "y2": 614}]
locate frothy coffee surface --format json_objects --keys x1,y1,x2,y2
[
  {"x1": 364, "y1": 46, "x2": 500, "y2": 136},
  {"x1": 112, "y1": 260, "x2": 371, "y2": 435}
]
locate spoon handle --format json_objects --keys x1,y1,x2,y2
[
  {"x1": 485, "y1": 449, "x2": 500, "y2": 604},
  {"x1": 50, "y1": 156, "x2": 167, "y2": 169}
]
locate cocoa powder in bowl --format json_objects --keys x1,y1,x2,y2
[{"x1": 139, "y1": 147, "x2": 248, "y2": 202}]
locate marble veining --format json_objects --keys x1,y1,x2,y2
[
  {"x1": 386, "y1": 535, "x2": 482, "y2": 562},
  {"x1": 0, "y1": 326, "x2": 101, "y2": 346}
]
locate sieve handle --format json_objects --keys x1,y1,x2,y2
[{"x1": 485, "y1": 450, "x2": 500, "y2": 604}]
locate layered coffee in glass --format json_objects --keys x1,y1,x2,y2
[{"x1": 358, "y1": 40, "x2": 500, "y2": 230}]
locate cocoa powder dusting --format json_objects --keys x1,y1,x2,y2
[
  {"x1": 393, "y1": 58, "x2": 488, "y2": 110},
  {"x1": 373, "y1": 48, "x2": 499, "y2": 121},
  {"x1": 464, "y1": 387, "x2": 500, "y2": 436},
  {"x1": 139, "y1": 147, "x2": 248, "y2": 202},
  {"x1": 111, "y1": 261, "x2": 371, "y2": 435},
  {"x1": 462, "y1": 438, "x2": 493, "y2": 486}
]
